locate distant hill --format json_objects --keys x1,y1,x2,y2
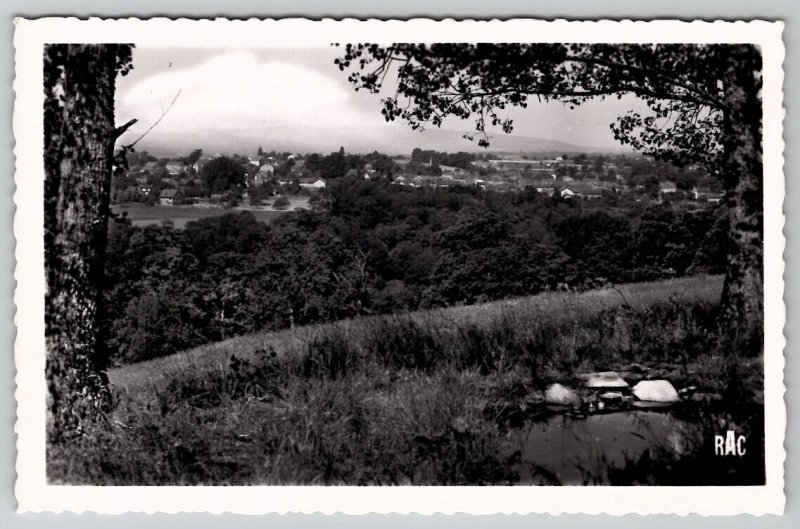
[{"x1": 125, "y1": 125, "x2": 628, "y2": 158}]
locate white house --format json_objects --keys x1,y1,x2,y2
[
  {"x1": 165, "y1": 162, "x2": 185, "y2": 175},
  {"x1": 659, "y1": 181, "x2": 678, "y2": 194},
  {"x1": 299, "y1": 178, "x2": 326, "y2": 190}
]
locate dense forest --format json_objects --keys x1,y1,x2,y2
[{"x1": 101, "y1": 177, "x2": 728, "y2": 365}]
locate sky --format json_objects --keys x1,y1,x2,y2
[{"x1": 115, "y1": 46, "x2": 645, "y2": 156}]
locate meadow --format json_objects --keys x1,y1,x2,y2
[
  {"x1": 111, "y1": 202, "x2": 302, "y2": 228},
  {"x1": 49, "y1": 274, "x2": 765, "y2": 485}
]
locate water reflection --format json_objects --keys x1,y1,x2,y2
[{"x1": 515, "y1": 411, "x2": 689, "y2": 485}]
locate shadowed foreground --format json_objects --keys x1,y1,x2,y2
[{"x1": 48, "y1": 275, "x2": 764, "y2": 485}]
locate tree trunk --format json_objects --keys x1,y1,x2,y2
[
  {"x1": 44, "y1": 45, "x2": 119, "y2": 441},
  {"x1": 719, "y1": 48, "x2": 764, "y2": 356}
]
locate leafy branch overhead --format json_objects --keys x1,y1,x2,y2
[{"x1": 335, "y1": 43, "x2": 760, "y2": 176}]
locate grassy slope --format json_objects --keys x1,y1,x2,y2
[
  {"x1": 52, "y1": 274, "x2": 764, "y2": 485},
  {"x1": 109, "y1": 274, "x2": 723, "y2": 399}
]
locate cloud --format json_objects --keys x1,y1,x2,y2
[
  {"x1": 116, "y1": 51, "x2": 383, "y2": 144},
  {"x1": 114, "y1": 47, "x2": 641, "y2": 154}
]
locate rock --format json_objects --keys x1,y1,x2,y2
[
  {"x1": 545, "y1": 383, "x2": 580, "y2": 406},
  {"x1": 627, "y1": 363, "x2": 651, "y2": 373},
  {"x1": 599, "y1": 391, "x2": 624, "y2": 401},
  {"x1": 632, "y1": 380, "x2": 681, "y2": 403},
  {"x1": 579, "y1": 371, "x2": 628, "y2": 388}
]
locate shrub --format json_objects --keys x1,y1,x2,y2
[{"x1": 272, "y1": 195, "x2": 290, "y2": 210}]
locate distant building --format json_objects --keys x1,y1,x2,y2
[
  {"x1": 561, "y1": 184, "x2": 603, "y2": 199},
  {"x1": 659, "y1": 181, "x2": 678, "y2": 194},
  {"x1": 299, "y1": 177, "x2": 326, "y2": 190},
  {"x1": 531, "y1": 180, "x2": 557, "y2": 194},
  {"x1": 439, "y1": 165, "x2": 469, "y2": 177},
  {"x1": 165, "y1": 162, "x2": 185, "y2": 175},
  {"x1": 692, "y1": 186, "x2": 724, "y2": 203},
  {"x1": 253, "y1": 164, "x2": 275, "y2": 185},
  {"x1": 159, "y1": 188, "x2": 182, "y2": 206}
]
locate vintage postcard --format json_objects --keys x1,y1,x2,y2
[{"x1": 14, "y1": 18, "x2": 785, "y2": 514}]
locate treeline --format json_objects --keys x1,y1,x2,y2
[
  {"x1": 101, "y1": 178, "x2": 727, "y2": 364},
  {"x1": 409, "y1": 148, "x2": 477, "y2": 169},
  {"x1": 303, "y1": 148, "x2": 397, "y2": 179}
]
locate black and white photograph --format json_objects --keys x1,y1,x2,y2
[{"x1": 13, "y1": 18, "x2": 785, "y2": 514}]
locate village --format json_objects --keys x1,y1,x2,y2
[{"x1": 110, "y1": 148, "x2": 726, "y2": 214}]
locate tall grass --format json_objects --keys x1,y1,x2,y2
[{"x1": 49, "y1": 275, "x2": 762, "y2": 485}]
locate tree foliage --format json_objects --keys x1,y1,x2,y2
[
  {"x1": 335, "y1": 44, "x2": 752, "y2": 174},
  {"x1": 201, "y1": 156, "x2": 245, "y2": 193}
]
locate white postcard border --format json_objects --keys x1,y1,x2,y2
[{"x1": 13, "y1": 17, "x2": 786, "y2": 515}]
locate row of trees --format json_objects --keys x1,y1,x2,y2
[{"x1": 304, "y1": 147, "x2": 398, "y2": 179}]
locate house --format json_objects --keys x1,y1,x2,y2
[
  {"x1": 533, "y1": 183, "x2": 556, "y2": 195},
  {"x1": 138, "y1": 184, "x2": 152, "y2": 196},
  {"x1": 299, "y1": 177, "x2": 326, "y2": 190},
  {"x1": 253, "y1": 164, "x2": 275, "y2": 185},
  {"x1": 692, "y1": 186, "x2": 724, "y2": 202},
  {"x1": 159, "y1": 188, "x2": 182, "y2": 206},
  {"x1": 165, "y1": 162, "x2": 185, "y2": 175},
  {"x1": 412, "y1": 175, "x2": 429, "y2": 186},
  {"x1": 439, "y1": 165, "x2": 469, "y2": 177},
  {"x1": 659, "y1": 181, "x2": 678, "y2": 194},
  {"x1": 561, "y1": 183, "x2": 603, "y2": 199}
]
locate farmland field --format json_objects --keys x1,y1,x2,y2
[{"x1": 112, "y1": 197, "x2": 310, "y2": 228}]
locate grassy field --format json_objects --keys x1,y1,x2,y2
[
  {"x1": 111, "y1": 203, "x2": 296, "y2": 228},
  {"x1": 49, "y1": 274, "x2": 765, "y2": 485}
]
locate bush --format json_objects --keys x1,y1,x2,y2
[{"x1": 272, "y1": 196, "x2": 290, "y2": 210}]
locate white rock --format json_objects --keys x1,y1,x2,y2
[
  {"x1": 632, "y1": 380, "x2": 681, "y2": 403},
  {"x1": 599, "y1": 391, "x2": 624, "y2": 401},
  {"x1": 545, "y1": 383, "x2": 580, "y2": 406},
  {"x1": 580, "y1": 371, "x2": 629, "y2": 388}
]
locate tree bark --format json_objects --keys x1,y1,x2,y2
[
  {"x1": 44, "y1": 45, "x2": 119, "y2": 441},
  {"x1": 719, "y1": 48, "x2": 764, "y2": 356}
]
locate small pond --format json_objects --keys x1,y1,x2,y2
[{"x1": 514, "y1": 410, "x2": 690, "y2": 485}]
